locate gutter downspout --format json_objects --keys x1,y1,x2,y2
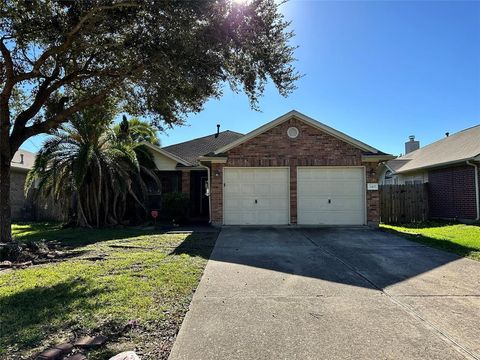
[
  {"x1": 466, "y1": 160, "x2": 480, "y2": 221},
  {"x1": 199, "y1": 163, "x2": 212, "y2": 224}
]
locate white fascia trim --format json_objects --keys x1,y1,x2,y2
[
  {"x1": 140, "y1": 141, "x2": 191, "y2": 167},
  {"x1": 213, "y1": 110, "x2": 379, "y2": 155}
]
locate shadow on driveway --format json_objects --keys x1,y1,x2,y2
[{"x1": 201, "y1": 226, "x2": 478, "y2": 292}]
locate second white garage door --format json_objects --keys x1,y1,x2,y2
[
  {"x1": 297, "y1": 167, "x2": 366, "y2": 225},
  {"x1": 224, "y1": 168, "x2": 289, "y2": 225}
]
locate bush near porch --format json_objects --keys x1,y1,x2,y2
[
  {"x1": 0, "y1": 223, "x2": 217, "y2": 360},
  {"x1": 381, "y1": 222, "x2": 480, "y2": 261}
]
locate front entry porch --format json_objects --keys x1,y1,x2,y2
[{"x1": 147, "y1": 169, "x2": 209, "y2": 223}]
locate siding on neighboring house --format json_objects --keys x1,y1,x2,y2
[
  {"x1": 11, "y1": 168, "x2": 65, "y2": 222},
  {"x1": 428, "y1": 165, "x2": 478, "y2": 220},
  {"x1": 10, "y1": 169, "x2": 32, "y2": 221},
  {"x1": 379, "y1": 167, "x2": 428, "y2": 185},
  {"x1": 210, "y1": 116, "x2": 380, "y2": 225}
]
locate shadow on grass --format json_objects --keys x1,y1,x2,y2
[
  {"x1": 0, "y1": 278, "x2": 104, "y2": 353},
  {"x1": 381, "y1": 226, "x2": 480, "y2": 260},
  {"x1": 12, "y1": 222, "x2": 166, "y2": 249}
]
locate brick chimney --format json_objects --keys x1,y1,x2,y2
[{"x1": 405, "y1": 135, "x2": 420, "y2": 154}]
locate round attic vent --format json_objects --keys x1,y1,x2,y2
[{"x1": 287, "y1": 127, "x2": 299, "y2": 139}]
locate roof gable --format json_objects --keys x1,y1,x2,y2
[
  {"x1": 141, "y1": 142, "x2": 191, "y2": 166},
  {"x1": 11, "y1": 149, "x2": 36, "y2": 171},
  {"x1": 214, "y1": 110, "x2": 380, "y2": 154}
]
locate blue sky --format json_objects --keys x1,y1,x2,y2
[{"x1": 22, "y1": 0, "x2": 480, "y2": 156}]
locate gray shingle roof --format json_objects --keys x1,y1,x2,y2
[
  {"x1": 387, "y1": 124, "x2": 480, "y2": 174},
  {"x1": 163, "y1": 130, "x2": 244, "y2": 165}
]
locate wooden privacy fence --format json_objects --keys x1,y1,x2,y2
[{"x1": 379, "y1": 184, "x2": 429, "y2": 224}]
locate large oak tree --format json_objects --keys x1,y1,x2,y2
[{"x1": 0, "y1": 0, "x2": 299, "y2": 242}]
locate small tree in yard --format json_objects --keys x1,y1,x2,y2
[
  {"x1": 26, "y1": 105, "x2": 160, "y2": 228},
  {"x1": 0, "y1": 0, "x2": 299, "y2": 242}
]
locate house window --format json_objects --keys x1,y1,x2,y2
[
  {"x1": 384, "y1": 170, "x2": 393, "y2": 185},
  {"x1": 147, "y1": 172, "x2": 180, "y2": 195},
  {"x1": 159, "y1": 175, "x2": 179, "y2": 193},
  {"x1": 148, "y1": 172, "x2": 181, "y2": 210}
]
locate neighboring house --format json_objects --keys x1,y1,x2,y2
[
  {"x1": 10, "y1": 149, "x2": 36, "y2": 220},
  {"x1": 147, "y1": 110, "x2": 393, "y2": 226},
  {"x1": 379, "y1": 125, "x2": 480, "y2": 222},
  {"x1": 10, "y1": 149, "x2": 63, "y2": 221}
]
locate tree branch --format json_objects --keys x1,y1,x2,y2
[
  {"x1": 15, "y1": 2, "x2": 140, "y2": 84},
  {"x1": 0, "y1": 39, "x2": 14, "y2": 97},
  {"x1": 25, "y1": 91, "x2": 108, "y2": 136}
]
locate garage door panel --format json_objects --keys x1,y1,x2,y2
[
  {"x1": 298, "y1": 196, "x2": 364, "y2": 211},
  {"x1": 267, "y1": 183, "x2": 289, "y2": 194},
  {"x1": 224, "y1": 197, "x2": 255, "y2": 210},
  {"x1": 297, "y1": 167, "x2": 365, "y2": 225},
  {"x1": 254, "y1": 183, "x2": 272, "y2": 195},
  {"x1": 224, "y1": 211, "x2": 256, "y2": 225},
  {"x1": 300, "y1": 210, "x2": 364, "y2": 225},
  {"x1": 224, "y1": 168, "x2": 289, "y2": 225},
  {"x1": 298, "y1": 182, "x2": 363, "y2": 196},
  {"x1": 256, "y1": 198, "x2": 290, "y2": 210}
]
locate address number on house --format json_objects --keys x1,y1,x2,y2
[{"x1": 367, "y1": 183, "x2": 379, "y2": 191}]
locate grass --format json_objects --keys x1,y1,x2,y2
[
  {"x1": 381, "y1": 222, "x2": 480, "y2": 261},
  {"x1": 11, "y1": 222, "x2": 162, "y2": 247},
  {"x1": 1, "y1": 223, "x2": 218, "y2": 360}
]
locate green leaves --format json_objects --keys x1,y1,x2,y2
[
  {"x1": 26, "y1": 105, "x2": 159, "y2": 227},
  {"x1": 113, "y1": 117, "x2": 160, "y2": 146},
  {"x1": 2, "y1": 0, "x2": 299, "y2": 133}
]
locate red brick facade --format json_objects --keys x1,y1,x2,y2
[
  {"x1": 209, "y1": 117, "x2": 382, "y2": 226},
  {"x1": 428, "y1": 164, "x2": 479, "y2": 220}
]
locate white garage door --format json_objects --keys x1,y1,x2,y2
[
  {"x1": 297, "y1": 167, "x2": 365, "y2": 225},
  {"x1": 224, "y1": 168, "x2": 289, "y2": 225}
]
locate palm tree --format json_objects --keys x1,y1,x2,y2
[
  {"x1": 113, "y1": 116, "x2": 160, "y2": 146},
  {"x1": 26, "y1": 107, "x2": 159, "y2": 227}
]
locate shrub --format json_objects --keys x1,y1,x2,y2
[{"x1": 161, "y1": 192, "x2": 190, "y2": 224}]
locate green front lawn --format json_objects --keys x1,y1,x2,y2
[
  {"x1": 381, "y1": 222, "x2": 480, "y2": 261},
  {"x1": 1, "y1": 223, "x2": 217, "y2": 360}
]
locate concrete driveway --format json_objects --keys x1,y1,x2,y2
[{"x1": 169, "y1": 227, "x2": 480, "y2": 360}]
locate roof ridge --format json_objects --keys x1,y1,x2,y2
[
  {"x1": 454, "y1": 123, "x2": 480, "y2": 134},
  {"x1": 16, "y1": 148, "x2": 37, "y2": 155},
  {"x1": 163, "y1": 130, "x2": 242, "y2": 149},
  {"x1": 398, "y1": 123, "x2": 480, "y2": 159}
]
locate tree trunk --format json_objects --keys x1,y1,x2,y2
[
  {"x1": 0, "y1": 145, "x2": 12, "y2": 243},
  {"x1": 0, "y1": 95, "x2": 12, "y2": 243}
]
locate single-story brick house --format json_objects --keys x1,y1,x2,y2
[
  {"x1": 379, "y1": 125, "x2": 480, "y2": 222},
  {"x1": 148, "y1": 110, "x2": 393, "y2": 226}
]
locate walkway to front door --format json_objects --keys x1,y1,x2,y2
[{"x1": 169, "y1": 227, "x2": 480, "y2": 360}]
